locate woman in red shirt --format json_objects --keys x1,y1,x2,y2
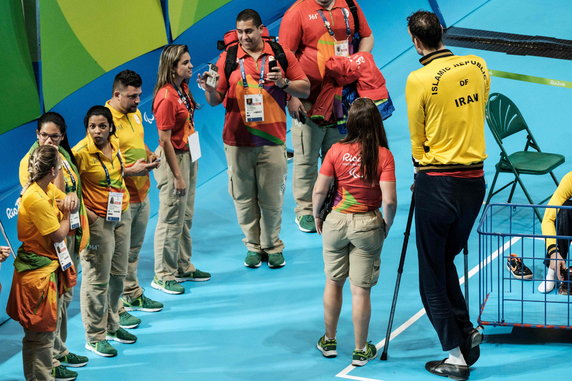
[
  {"x1": 312, "y1": 97, "x2": 397, "y2": 367},
  {"x1": 151, "y1": 44, "x2": 210, "y2": 295}
]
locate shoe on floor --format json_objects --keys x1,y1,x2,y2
[
  {"x1": 85, "y1": 340, "x2": 117, "y2": 357},
  {"x1": 268, "y1": 252, "x2": 286, "y2": 268},
  {"x1": 460, "y1": 328, "x2": 482, "y2": 367},
  {"x1": 52, "y1": 365, "x2": 77, "y2": 381},
  {"x1": 151, "y1": 276, "x2": 185, "y2": 294},
  {"x1": 123, "y1": 294, "x2": 164, "y2": 312},
  {"x1": 352, "y1": 342, "x2": 377, "y2": 366},
  {"x1": 506, "y1": 253, "x2": 532, "y2": 280},
  {"x1": 316, "y1": 335, "x2": 337, "y2": 358},
  {"x1": 425, "y1": 358, "x2": 469, "y2": 380},
  {"x1": 175, "y1": 269, "x2": 211, "y2": 282},
  {"x1": 295, "y1": 215, "x2": 317, "y2": 233},
  {"x1": 244, "y1": 251, "x2": 262, "y2": 268},
  {"x1": 56, "y1": 352, "x2": 89, "y2": 368},
  {"x1": 106, "y1": 327, "x2": 137, "y2": 344},
  {"x1": 119, "y1": 311, "x2": 141, "y2": 329}
]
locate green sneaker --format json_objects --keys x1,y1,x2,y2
[
  {"x1": 352, "y1": 342, "x2": 377, "y2": 366},
  {"x1": 106, "y1": 327, "x2": 137, "y2": 344},
  {"x1": 316, "y1": 335, "x2": 337, "y2": 358},
  {"x1": 151, "y1": 276, "x2": 184, "y2": 295},
  {"x1": 56, "y1": 352, "x2": 88, "y2": 367},
  {"x1": 244, "y1": 251, "x2": 262, "y2": 268},
  {"x1": 52, "y1": 365, "x2": 77, "y2": 381},
  {"x1": 295, "y1": 215, "x2": 317, "y2": 233},
  {"x1": 123, "y1": 294, "x2": 164, "y2": 312},
  {"x1": 119, "y1": 311, "x2": 141, "y2": 329},
  {"x1": 85, "y1": 340, "x2": 117, "y2": 357},
  {"x1": 268, "y1": 252, "x2": 286, "y2": 268},
  {"x1": 175, "y1": 269, "x2": 211, "y2": 282}
]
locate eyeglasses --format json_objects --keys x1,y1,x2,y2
[{"x1": 38, "y1": 132, "x2": 63, "y2": 140}]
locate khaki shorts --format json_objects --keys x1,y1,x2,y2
[{"x1": 322, "y1": 210, "x2": 386, "y2": 288}]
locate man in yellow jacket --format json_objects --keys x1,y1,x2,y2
[{"x1": 405, "y1": 11, "x2": 490, "y2": 381}]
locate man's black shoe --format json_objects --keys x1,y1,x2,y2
[
  {"x1": 425, "y1": 359, "x2": 469, "y2": 380},
  {"x1": 460, "y1": 328, "x2": 482, "y2": 367}
]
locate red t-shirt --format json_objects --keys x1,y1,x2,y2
[
  {"x1": 153, "y1": 82, "x2": 195, "y2": 151},
  {"x1": 279, "y1": 0, "x2": 372, "y2": 103},
  {"x1": 320, "y1": 142, "x2": 395, "y2": 213},
  {"x1": 215, "y1": 41, "x2": 307, "y2": 146}
]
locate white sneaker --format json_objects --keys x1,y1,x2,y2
[{"x1": 538, "y1": 268, "x2": 556, "y2": 293}]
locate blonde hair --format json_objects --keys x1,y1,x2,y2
[
  {"x1": 153, "y1": 44, "x2": 197, "y2": 113},
  {"x1": 25, "y1": 145, "x2": 59, "y2": 189}
]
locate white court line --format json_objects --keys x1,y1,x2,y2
[{"x1": 335, "y1": 236, "x2": 522, "y2": 381}]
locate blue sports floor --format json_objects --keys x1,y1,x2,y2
[{"x1": 2, "y1": 0, "x2": 572, "y2": 380}]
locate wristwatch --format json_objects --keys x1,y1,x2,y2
[{"x1": 279, "y1": 78, "x2": 290, "y2": 90}]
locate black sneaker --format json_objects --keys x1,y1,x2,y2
[{"x1": 506, "y1": 253, "x2": 532, "y2": 280}]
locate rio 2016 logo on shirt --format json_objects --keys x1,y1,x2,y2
[{"x1": 342, "y1": 153, "x2": 361, "y2": 163}]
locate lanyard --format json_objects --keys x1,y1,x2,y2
[
  {"x1": 239, "y1": 55, "x2": 267, "y2": 89},
  {"x1": 174, "y1": 84, "x2": 195, "y2": 119},
  {"x1": 96, "y1": 151, "x2": 123, "y2": 189},
  {"x1": 61, "y1": 159, "x2": 77, "y2": 193},
  {"x1": 317, "y1": 7, "x2": 351, "y2": 38}
]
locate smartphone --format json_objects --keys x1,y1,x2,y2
[
  {"x1": 268, "y1": 56, "x2": 278, "y2": 72},
  {"x1": 206, "y1": 63, "x2": 218, "y2": 88}
]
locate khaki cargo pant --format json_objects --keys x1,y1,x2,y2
[
  {"x1": 224, "y1": 144, "x2": 287, "y2": 254},
  {"x1": 80, "y1": 209, "x2": 131, "y2": 343},
  {"x1": 154, "y1": 147, "x2": 197, "y2": 280}
]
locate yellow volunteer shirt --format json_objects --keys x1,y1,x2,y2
[
  {"x1": 542, "y1": 171, "x2": 572, "y2": 253},
  {"x1": 406, "y1": 49, "x2": 490, "y2": 167},
  {"x1": 106, "y1": 101, "x2": 150, "y2": 203},
  {"x1": 72, "y1": 134, "x2": 129, "y2": 217},
  {"x1": 20, "y1": 151, "x2": 79, "y2": 194},
  {"x1": 18, "y1": 182, "x2": 66, "y2": 259}
]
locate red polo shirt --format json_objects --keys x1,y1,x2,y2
[
  {"x1": 153, "y1": 82, "x2": 195, "y2": 151},
  {"x1": 279, "y1": 0, "x2": 372, "y2": 103},
  {"x1": 215, "y1": 40, "x2": 307, "y2": 146}
]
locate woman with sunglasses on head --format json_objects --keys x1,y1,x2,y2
[
  {"x1": 151, "y1": 44, "x2": 210, "y2": 295},
  {"x1": 72, "y1": 106, "x2": 134, "y2": 357},
  {"x1": 18, "y1": 112, "x2": 90, "y2": 376},
  {"x1": 312, "y1": 98, "x2": 397, "y2": 367},
  {"x1": 8, "y1": 144, "x2": 77, "y2": 380}
]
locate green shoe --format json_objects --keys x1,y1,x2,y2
[
  {"x1": 52, "y1": 365, "x2": 77, "y2": 381},
  {"x1": 123, "y1": 294, "x2": 164, "y2": 312},
  {"x1": 316, "y1": 335, "x2": 337, "y2": 358},
  {"x1": 151, "y1": 276, "x2": 185, "y2": 295},
  {"x1": 119, "y1": 311, "x2": 141, "y2": 329},
  {"x1": 175, "y1": 269, "x2": 211, "y2": 282},
  {"x1": 85, "y1": 340, "x2": 117, "y2": 357},
  {"x1": 295, "y1": 215, "x2": 317, "y2": 233},
  {"x1": 56, "y1": 352, "x2": 88, "y2": 367},
  {"x1": 106, "y1": 327, "x2": 137, "y2": 344},
  {"x1": 268, "y1": 252, "x2": 286, "y2": 268},
  {"x1": 244, "y1": 251, "x2": 262, "y2": 268},
  {"x1": 352, "y1": 342, "x2": 377, "y2": 366}
]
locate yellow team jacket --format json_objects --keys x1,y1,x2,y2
[
  {"x1": 406, "y1": 49, "x2": 490, "y2": 169},
  {"x1": 542, "y1": 171, "x2": 572, "y2": 253}
]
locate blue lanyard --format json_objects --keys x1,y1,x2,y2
[
  {"x1": 174, "y1": 84, "x2": 194, "y2": 120},
  {"x1": 317, "y1": 8, "x2": 351, "y2": 38},
  {"x1": 239, "y1": 55, "x2": 267, "y2": 89},
  {"x1": 96, "y1": 151, "x2": 123, "y2": 189}
]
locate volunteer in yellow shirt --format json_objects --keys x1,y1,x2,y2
[
  {"x1": 7, "y1": 144, "x2": 76, "y2": 380},
  {"x1": 72, "y1": 106, "x2": 134, "y2": 357}
]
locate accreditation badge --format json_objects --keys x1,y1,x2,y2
[
  {"x1": 70, "y1": 211, "x2": 80, "y2": 230},
  {"x1": 244, "y1": 93, "x2": 264, "y2": 122},
  {"x1": 335, "y1": 39, "x2": 350, "y2": 57},
  {"x1": 53, "y1": 241, "x2": 72, "y2": 271},
  {"x1": 188, "y1": 131, "x2": 202, "y2": 162},
  {"x1": 106, "y1": 191, "x2": 123, "y2": 222}
]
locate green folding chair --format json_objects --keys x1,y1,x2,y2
[{"x1": 484, "y1": 92, "x2": 565, "y2": 221}]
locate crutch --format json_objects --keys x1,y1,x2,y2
[
  {"x1": 463, "y1": 245, "x2": 469, "y2": 313},
  {"x1": 380, "y1": 192, "x2": 415, "y2": 360}
]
